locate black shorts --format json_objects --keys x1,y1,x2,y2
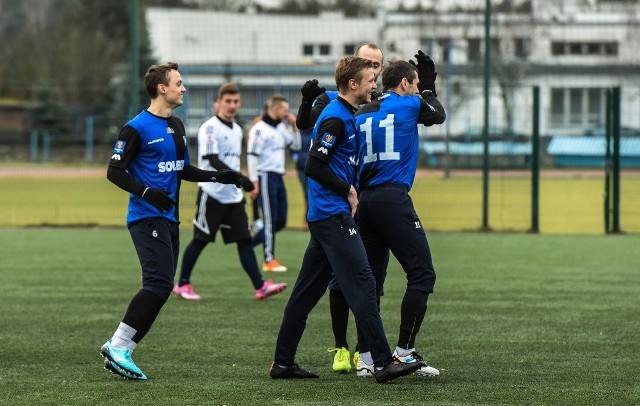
[
  {"x1": 192, "y1": 189, "x2": 251, "y2": 244},
  {"x1": 129, "y1": 217, "x2": 180, "y2": 300},
  {"x1": 357, "y1": 184, "x2": 436, "y2": 294}
]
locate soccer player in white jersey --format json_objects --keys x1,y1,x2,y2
[
  {"x1": 247, "y1": 95, "x2": 301, "y2": 272},
  {"x1": 174, "y1": 83, "x2": 287, "y2": 301}
]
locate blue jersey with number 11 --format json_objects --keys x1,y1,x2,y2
[{"x1": 355, "y1": 92, "x2": 422, "y2": 191}]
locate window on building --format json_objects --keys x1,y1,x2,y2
[
  {"x1": 491, "y1": 38, "x2": 501, "y2": 56},
  {"x1": 604, "y1": 42, "x2": 618, "y2": 55},
  {"x1": 303, "y1": 44, "x2": 313, "y2": 56},
  {"x1": 551, "y1": 42, "x2": 564, "y2": 55},
  {"x1": 344, "y1": 44, "x2": 355, "y2": 55},
  {"x1": 550, "y1": 41, "x2": 619, "y2": 56},
  {"x1": 514, "y1": 37, "x2": 530, "y2": 59},
  {"x1": 569, "y1": 42, "x2": 582, "y2": 55},
  {"x1": 439, "y1": 38, "x2": 452, "y2": 63},
  {"x1": 550, "y1": 88, "x2": 605, "y2": 128},
  {"x1": 569, "y1": 88, "x2": 582, "y2": 125},
  {"x1": 550, "y1": 88, "x2": 564, "y2": 126},
  {"x1": 468, "y1": 38, "x2": 481, "y2": 62},
  {"x1": 587, "y1": 88, "x2": 604, "y2": 125},
  {"x1": 587, "y1": 42, "x2": 600, "y2": 55},
  {"x1": 319, "y1": 44, "x2": 331, "y2": 56},
  {"x1": 420, "y1": 37, "x2": 434, "y2": 56}
]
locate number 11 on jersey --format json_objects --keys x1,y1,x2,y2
[{"x1": 360, "y1": 114, "x2": 400, "y2": 164}]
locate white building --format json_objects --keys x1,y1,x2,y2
[{"x1": 146, "y1": 2, "x2": 640, "y2": 144}]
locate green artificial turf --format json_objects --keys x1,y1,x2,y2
[{"x1": 1, "y1": 229, "x2": 638, "y2": 405}]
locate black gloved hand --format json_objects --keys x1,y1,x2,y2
[
  {"x1": 240, "y1": 175, "x2": 255, "y2": 192},
  {"x1": 409, "y1": 50, "x2": 437, "y2": 96},
  {"x1": 300, "y1": 79, "x2": 326, "y2": 103},
  {"x1": 212, "y1": 169, "x2": 243, "y2": 187},
  {"x1": 142, "y1": 188, "x2": 174, "y2": 212},
  {"x1": 370, "y1": 90, "x2": 382, "y2": 101}
]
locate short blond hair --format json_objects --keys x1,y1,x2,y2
[{"x1": 334, "y1": 57, "x2": 373, "y2": 93}]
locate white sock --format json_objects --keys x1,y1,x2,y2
[
  {"x1": 360, "y1": 351, "x2": 373, "y2": 365},
  {"x1": 110, "y1": 322, "x2": 137, "y2": 350},
  {"x1": 125, "y1": 340, "x2": 138, "y2": 352},
  {"x1": 395, "y1": 347, "x2": 414, "y2": 357}
]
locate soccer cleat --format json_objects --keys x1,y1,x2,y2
[
  {"x1": 353, "y1": 351, "x2": 360, "y2": 369},
  {"x1": 104, "y1": 359, "x2": 138, "y2": 380},
  {"x1": 100, "y1": 341, "x2": 147, "y2": 380},
  {"x1": 172, "y1": 283, "x2": 201, "y2": 301},
  {"x1": 269, "y1": 362, "x2": 319, "y2": 379},
  {"x1": 373, "y1": 359, "x2": 423, "y2": 384},
  {"x1": 262, "y1": 259, "x2": 287, "y2": 272},
  {"x1": 255, "y1": 279, "x2": 287, "y2": 300},
  {"x1": 356, "y1": 357, "x2": 375, "y2": 378},
  {"x1": 327, "y1": 347, "x2": 351, "y2": 373},
  {"x1": 392, "y1": 350, "x2": 440, "y2": 377}
]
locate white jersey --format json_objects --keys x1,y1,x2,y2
[
  {"x1": 196, "y1": 116, "x2": 244, "y2": 204},
  {"x1": 247, "y1": 120, "x2": 300, "y2": 178}
]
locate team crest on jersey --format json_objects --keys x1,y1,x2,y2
[
  {"x1": 320, "y1": 133, "x2": 336, "y2": 148},
  {"x1": 167, "y1": 126, "x2": 175, "y2": 134},
  {"x1": 206, "y1": 125, "x2": 214, "y2": 135},
  {"x1": 113, "y1": 140, "x2": 126, "y2": 154}
]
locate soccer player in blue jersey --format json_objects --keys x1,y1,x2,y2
[
  {"x1": 354, "y1": 53, "x2": 446, "y2": 377},
  {"x1": 270, "y1": 56, "x2": 423, "y2": 383},
  {"x1": 100, "y1": 62, "x2": 242, "y2": 380},
  {"x1": 296, "y1": 43, "x2": 384, "y2": 131},
  {"x1": 295, "y1": 42, "x2": 385, "y2": 373}
]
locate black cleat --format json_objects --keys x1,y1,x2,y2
[
  {"x1": 374, "y1": 360, "x2": 423, "y2": 383},
  {"x1": 269, "y1": 362, "x2": 319, "y2": 379}
]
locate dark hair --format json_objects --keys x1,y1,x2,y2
[
  {"x1": 267, "y1": 94, "x2": 288, "y2": 110},
  {"x1": 217, "y1": 82, "x2": 240, "y2": 100},
  {"x1": 335, "y1": 56, "x2": 373, "y2": 93},
  {"x1": 382, "y1": 60, "x2": 418, "y2": 91},
  {"x1": 145, "y1": 62, "x2": 179, "y2": 98}
]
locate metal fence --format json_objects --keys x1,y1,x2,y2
[
  {"x1": 2, "y1": 2, "x2": 640, "y2": 234},
  {"x1": 1, "y1": 83, "x2": 639, "y2": 234}
]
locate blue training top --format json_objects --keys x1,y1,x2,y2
[
  {"x1": 355, "y1": 92, "x2": 422, "y2": 191},
  {"x1": 110, "y1": 110, "x2": 190, "y2": 225},
  {"x1": 307, "y1": 98, "x2": 358, "y2": 222}
]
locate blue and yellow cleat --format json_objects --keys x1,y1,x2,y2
[{"x1": 100, "y1": 341, "x2": 147, "y2": 380}]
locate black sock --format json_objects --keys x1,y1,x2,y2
[
  {"x1": 397, "y1": 291, "x2": 429, "y2": 350},
  {"x1": 122, "y1": 289, "x2": 166, "y2": 343},
  {"x1": 237, "y1": 238, "x2": 263, "y2": 289},
  {"x1": 178, "y1": 239, "x2": 207, "y2": 286},
  {"x1": 329, "y1": 289, "x2": 350, "y2": 349}
]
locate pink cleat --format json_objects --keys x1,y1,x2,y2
[
  {"x1": 172, "y1": 283, "x2": 202, "y2": 301},
  {"x1": 255, "y1": 280, "x2": 287, "y2": 300}
]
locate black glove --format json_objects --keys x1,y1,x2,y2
[
  {"x1": 240, "y1": 175, "x2": 255, "y2": 192},
  {"x1": 370, "y1": 90, "x2": 382, "y2": 101},
  {"x1": 300, "y1": 79, "x2": 326, "y2": 103},
  {"x1": 211, "y1": 169, "x2": 243, "y2": 187},
  {"x1": 409, "y1": 50, "x2": 437, "y2": 96},
  {"x1": 141, "y1": 188, "x2": 174, "y2": 212}
]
